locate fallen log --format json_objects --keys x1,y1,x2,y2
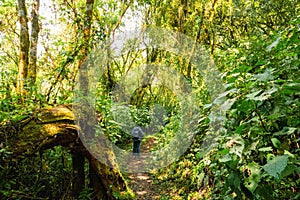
[{"x1": 0, "y1": 105, "x2": 134, "y2": 200}]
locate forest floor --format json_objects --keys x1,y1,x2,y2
[{"x1": 124, "y1": 137, "x2": 162, "y2": 200}]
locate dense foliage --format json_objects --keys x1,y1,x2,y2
[
  {"x1": 0, "y1": 0, "x2": 299, "y2": 199},
  {"x1": 154, "y1": 16, "x2": 300, "y2": 200}
]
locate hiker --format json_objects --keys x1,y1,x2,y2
[{"x1": 131, "y1": 126, "x2": 144, "y2": 157}]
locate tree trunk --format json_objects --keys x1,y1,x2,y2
[
  {"x1": 72, "y1": 150, "x2": 85, "y2": 198},
  {"x1": 28, "y1": 0, "x2": 40, "y2": 85},
  {"x1": 17, "y1": 0, "x2": 30, "y2": 99},
  {"x1": 0, "y1": 105, "x2": 134, "y2": 200},
  {"x1": 89, "y1": 159, "x2": 109, "y2": 199}
]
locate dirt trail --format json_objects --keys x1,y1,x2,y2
[{"x1": 126, "y1": 137, "x2": 161, "y2": 200}]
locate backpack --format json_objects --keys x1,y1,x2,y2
[{"x1": 131, "y1": 127, "x2": 144, "y2": 139}]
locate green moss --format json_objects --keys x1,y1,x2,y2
[
  {"x1": 112, "y1": 190, "x2": 135, "y2": 200},
  {"x1": 37, "y1": 106, "x2": 74, "y2": 123}
]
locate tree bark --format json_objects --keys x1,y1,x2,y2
[
  {"x1": 28, "y1": 0, "x2": 40, "y2": 84},
  {"x1": 72, "y1": 150, "x2": 85, "y2": 198},
  {"x1": 17, "y1": 0, "x2": 30, "y2": 99},
  {"x1": 78, "y1": 0, "x2": 94, "y2": 94},
  {"x1": 89, "y1": 161, "x2": 108, "y2": 199},
  {"x1": 0, "y1": 105, "x2": 134, "y2": 200}
]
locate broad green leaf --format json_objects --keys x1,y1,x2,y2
[
  {"x1": 256, "y1": 184, "x2": 273, "y2": 200},
  {"x1": 214, "y1": 89, "x2": 239, "y2": 105},
  {"x1": 246, "y1": 90, "x2": 263, "y2": 100},
  {"x1": 247, "y1": 140, "x2": 259, "y2": 152},
  {"x1": 274, "y1": 127, "x2": 297, "y2": 136},
  {"x1": 296, "y1": 167, "x2": 300, "y2": 174},
  {"x1": 248, "y1": 87, "x2": 278, "y2": 101},
  {"x1": 271, "y1": 138, "x2": 281, "y2": 148},
  {"x1": 267, "y1": 112, "x2": 282, "y2": 119},
  {"x1": 220, "y1": 98, "x2": 236, "y2": 112},
  {"x1": 283, "y1": 150, "x2": 295, "y2": 158},
  {"x1": 220, "y1": 148, "x2": 230, "y2": 155},
  {"x1": 197, "y1": 172, "x2": 205, "y2": 185},
  {"x1": 203, "y1": 103, "x2": 212, "y2": 109},
  {"x1": 227, "y1": 173, "x2": 240, "y2": 188},
  {"x1": 263, "y1": 155, "x2": 289, "y2": 179},
  {"x1": 280, "y1": 165, "x2": 297, "y2": 178},
  {"x1": 252, "y1": 94, "x2": 269, "y2": 101},
  {"x1": 228, "y1": 137, "x2": 244, "y2": 158},
  {"x1": 266, "y1": 153, "x2": 275, "y2": 161},
  {"x1": 254, "y1": 68, "x2": 274, "y2": 81},
  {"x1": 281, "y1": 83, "x2": 300, "y2": 95},
  {"x1": 219, "y1": 154, "x2": 232, "y2": 163},
  {"x1": 245, "y1": 162, "x2": 261, "y2": 192},
  {"x1": 259, "y1": 87, "x2": 278, "y2": 98},
  {"x1": 213, "y1": 95, "x2": 227, "y2": 105}
]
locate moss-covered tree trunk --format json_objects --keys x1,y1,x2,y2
[
  {"x1": 28, "y1": 0, "x2": 40, "y2": 84},
  {"x1": 17, "y1": 0, "x2": 30, "y2": 99},
  {"x1": 1, "y1": 105, "x2": 134, "y2": 199}
]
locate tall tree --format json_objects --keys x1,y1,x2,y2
[
  {"x1": 73, "y1": 0, "x2": 95, "y2": 197},
  {"x1": 28, "y1": 0, "x2": 40, "y2": 84},
  {"x1": 17, "y1": 0, "x2": 30, "y2": 100},
  {"x1": 16, "y1": 0, "x2": 40, "y2": 99}
]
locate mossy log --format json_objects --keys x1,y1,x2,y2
[{"x1": 0, "y1": 105, "x2": 134, "y2": 200}]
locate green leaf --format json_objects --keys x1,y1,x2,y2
[
  {"x1": 271, "y1": 138, "x2": 281, "y2": 149},
  {"x1": 247, "y1": 87, "x2": 278, "y2": 101},
  {"x1": 254, "y1": 68, "x2": 274, "y2": 82},
  {"x1": 256, "y1": 184, "x2": 273, "y2": 200},
  {"x1": 246, "y1": 90, "x2": 263, "y2": 100},
  {"x1": 280, "y1": 165, "x2": 297, "y2": 178},
  {"x1": 263, "y1": 155, "x2": 289, "y2": 179},
  {"x1": 274, "y1": 127, "x2": 297, "y2": 136},
  {"x1": 197, "y1": 172, "x2": 205, "y2": 185},
  {"x1": 267, "y1": 37, "x2": 281, "y2": 52},
  {"x1": 283, "y1": 150, "x2": 294, "y2": 158},
  {"x1": 236, "y1": 100, "x2": 254, "y2": 114},
  {"x1": 227, "y1": 173, "x2": 240, "y2": 188},
  {"x1": 282, "y1": 82, "x2": 300, "y2": 94},
  {"x1": 214, "y1": 89, "x2": 238, "y2": 105},
  {"x1": 203, "y1": 103, "x2": 212, "y2": 109},
  {"x1": 221, "y1": 98, "x2": 237, "y2": 112},
  {"x1": 219, "y1": 154, "x2": 232, "y2": 163},
  {"x1": 227, "y1": 136, "x2": 245, "y2": 158},
  {"x1": 258, "y1": 147, "x2": 273, "y2": 152},
  {"x1": 245, "y1": 162, "x2": 261, "y2": 192},
  {"x1": 235, "y1": 124, "x2": 245, "y2": 134}
]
